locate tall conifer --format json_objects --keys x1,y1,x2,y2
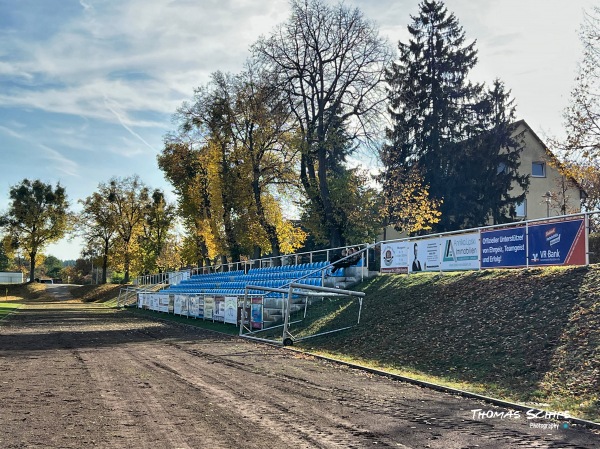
[{"x1": 382, "y1": 0, "x2": 528, "y2": 231}]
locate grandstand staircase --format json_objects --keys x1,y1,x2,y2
[{"x1": 118, "y1": 282, "x2": 166, "y2": 308}]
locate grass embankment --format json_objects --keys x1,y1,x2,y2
[
  {"x1": 70, "y1": 284, "x2": 123, "y2": 307},
  {"x1": 298, "y1": 266, "x2": 600, "y2": 422}
]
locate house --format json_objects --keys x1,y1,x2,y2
[
  {"x1": 510, "y1": 120, "x2": 584, "y2": 220},
  {"x1": 381, "y1": 119, "x2": 585, "y2": 241}
]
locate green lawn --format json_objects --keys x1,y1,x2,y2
[{"x1": 0, "y1": 302, "x2": 22, "y2": 320}]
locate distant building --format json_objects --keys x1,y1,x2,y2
[
  {"x1": 382, "y1": 119, "x2": 585, "y2": 241},
  {"x1": 0, "y1": 272, "x2": 24, "y2": 284}
]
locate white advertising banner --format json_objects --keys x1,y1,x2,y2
[
  {"x1": 174, "y1": 295, "x2": 189, "y2": 316},
  {"x1": 224, "y1": 296, "x2": 238, "y2": 324},
  {"x1": 158, "y1": 295, "x2": 170, "y2": 313},
  {"x1": 189, "y1": 296, "x2": 200, "y2": 318},
  {"x1": 380, "y1": 242, "x2": 409, "y2": 273},
  {"x1": 409, "y1": 239, "x2": 440, "y2": 272},
  {"x1": 204, "y1": 297, "x2": 215, "y2": 320},
  {"x1": 440, "y1": 232, "x2": 480, "y2": 271},
  {"x1": 150, "y1": 294, "x2": 159, "y2": 311},
  {"x1": 137, "y1": 293, "x2": 145, "y2": 308},
  {"x1": 168, "y1": 270, "x2": 190, "y2": 286}
]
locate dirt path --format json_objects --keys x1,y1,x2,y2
[{"x1": 0, "y1": 301, "x2": 599, "y2": 449}]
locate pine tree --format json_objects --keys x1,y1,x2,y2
[{"x1": 382, "y1": 0, "x2": 528, "y2": 231}]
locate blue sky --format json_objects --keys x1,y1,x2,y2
[{"x1": 0, "y1": 0, "x2": 595, "y2": 260}]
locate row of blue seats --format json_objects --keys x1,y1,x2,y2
[
  {"x1": 189, "y1": 270, "x2": 244, "y2": 281},
  {"x1": 179, "y1": 271, "x2": 323, "y2": 289},
  {"x1": 247, "y1": 261, "x2": 328, "y2": 273},
  {"x1": 162, "y1": 277, "x2": 322, "y2": 295}
]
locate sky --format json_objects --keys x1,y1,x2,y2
[{"x1": 0, "y1": 0, "x2": 596, "y2": 260}]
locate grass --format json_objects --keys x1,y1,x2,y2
[
  {"x1": 131, "y1": 307, "x2": 240, "y2": 335},
  {"x1": 0, "y1": 302, "x2": 21, "y2": 320},
  {"x1": 297, "y1": 266, "x2": 600, "y2": 422}
]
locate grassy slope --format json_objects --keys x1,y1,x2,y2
[{"x1": 299, "y1": 266, "x2": 600, "y2": 421}]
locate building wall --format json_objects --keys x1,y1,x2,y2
[
  {"x1": 0, "y1": 272, "x2": 24, "y2": 284},
  {"x1": 513, "y1": 122, "x2": 582, "y2": 220}
]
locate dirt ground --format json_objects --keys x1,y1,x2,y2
[{"x1": 1, "y1": 287, "x2": 599, "y2": 449}]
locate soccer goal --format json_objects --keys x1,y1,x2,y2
[{"x1": 239, "y1": 283, "x2": 365, "y2": 346}]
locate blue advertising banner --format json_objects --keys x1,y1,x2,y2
[
  {"x1": 481, "y1": 227, "x2": 527, "y2": 268},
  {"x1": 528, "y1": 219, "x2": 586, "y2": 266}
]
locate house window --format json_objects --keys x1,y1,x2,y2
[
  {"x1": 515, "y1": 200, "x2": 526, "y2": 217},
  {"x1": 532, "y1": 161, "x2": 546, "y2": 177}
]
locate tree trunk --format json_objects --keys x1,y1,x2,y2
[
  {"x1": 28, "y1": 251, "x2": 36, "y2": 283},
  {"x1": 317, "y1": 144, "x2": 343, "y2": 248},
  {"x1": 124, "y1": 242, "x2": 131, "y2": 284},
  {"x1": 251, "y1": 171, "x2": 281, "y2": 258}
]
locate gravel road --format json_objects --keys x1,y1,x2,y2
[{"x1": 0, "y1": 299, "x2": 598, "y2": 449}]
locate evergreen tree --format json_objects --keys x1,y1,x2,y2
[{"x1": 383, "y1": 0, "x2": 528, "y2": 230}]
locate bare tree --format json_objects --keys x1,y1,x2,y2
[{"x1": 253, "y1": 0, "x2": 392, "y2": 247}]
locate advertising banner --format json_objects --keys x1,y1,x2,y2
[
  {"x1": 174, "y1": 295, "x2": 184, "y2": 315},
  {"x1": 528, "y1": 218, "x2": 586, "y2": 266},
  {"x1": 440, "y1": 233, "x2": 479, "y2": 271},
  {"x1": 188, "y1": 295, "x2": 200, "y2": 318},
  {"x1": 204, "y1": 297, "x2": 215, "y2": 320},
  {"x1": 137, "y1": 293, "x2": 145, "y2": 308},
  {"x1": 481, "y1": 227, "x2": 527, "y2": 268},
  {"x1": 158, "y1": 295, "x2": 170, "y2": 313},
  {"x1": 150, "y1": 294, "x2": 159, "y2": 311},
  {"x1": 224, "y1": 296, "x2": 238, "y2": 325},
  {"x1": 213, "y1": 297, "x2": 225, "y2": 322},
  {"x1": 380, "y1": 242, "x2": 409, "y2": 273},
  {"x1": 408, "y1": 238, "x2": 440, "y2": 272},
  {"x1": 251, "y1": 297, "x2": 263, "y2": 329}
]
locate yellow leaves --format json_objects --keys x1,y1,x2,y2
[{"x1": 383, "y1": 166, "x2": 442, "y2": 235}]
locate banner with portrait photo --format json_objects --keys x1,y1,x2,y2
[{"x1": 409, "y1": 238, "x2": 440, "y2": 273}]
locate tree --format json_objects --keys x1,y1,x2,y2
[
  {"x1": 0, "y1": 179, "x2": 71, "y2": 283},
  {"x1": 0, "y1": 235, "x2": 11, "y2": 271},
  {"x1": 562, "y1": 6, "x2": 600, "y2": 160},
  {"x1": 254, "y1": 0, "x2": 392, "y2": 247},
  {"x1": 158, "y1": 139, "x2": 217, "y2": 267},
  {"x1": 228, "y1": 67, "x2": 300, "y2": 259},
  {"x1": 43, "y1": 255, "x2": 63, "y2": 279},
  {"x1": 383, "y1": 1, "x2": 527, "y2": 231},
  {"x1": 164, "y1": 69, "x2": 305, "y2": 265},
  {"x1": 139, "y1": 189, "x2": 176, "y2": 273},
  {"x1": 453, "y1": 80, "x2": 529, "y2": 226},
  {"x1": 106, "y1": 175, "x2": 150, "y2": 283},
  {"x1": 379, "y1": 165, "x2": 442, "y2": 235},
  {"x1": 78, "y1": 190, "x2": 118, "y2": 284}
]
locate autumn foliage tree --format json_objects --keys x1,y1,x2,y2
[
  {"x1": 254, "y1": 0, "x2": 392, "y2": 247},
  {"x1": 0, "y1": 179, "x2": 71, "y2": 283}
]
